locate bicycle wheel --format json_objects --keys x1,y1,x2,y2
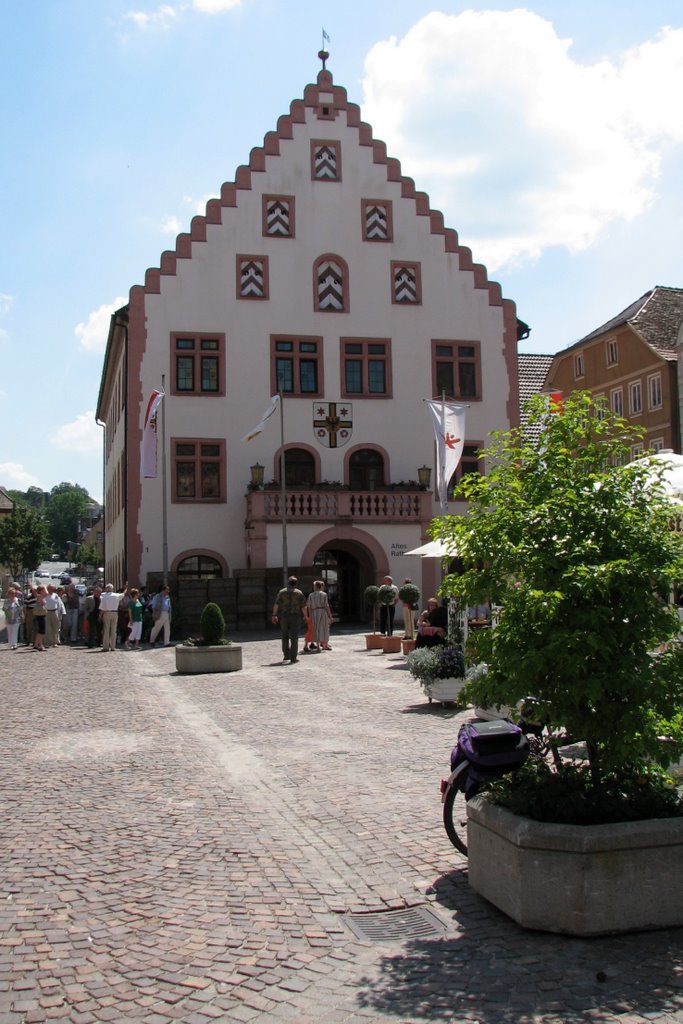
[{"x1": 442, "y1": 782, "x2": 469, "y2": 855}]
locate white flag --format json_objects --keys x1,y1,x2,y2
[
  {"x1": 242, "y1": 394, "x2": 280, "y2": 442},
  {"x1": 426, "y1": 399, "x2": 466, "y2": 511},
  {"x1": 141, "y1": 389, "x2": 164, "y2": 479}
]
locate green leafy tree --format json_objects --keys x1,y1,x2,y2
[
  {"x1": 0, "y1": 506, "x2": 50, "y2": 579},
  {"x1": 74, "y1": 543, "x2": 99, "y2": 568},
  {"x1": 46, "y1": 485, "x2": 90, "y2": 555},
  {"x1": 436, "y1": 391, "x2": 683, "y2": 787}
]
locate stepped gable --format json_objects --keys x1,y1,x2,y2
[{"x1": 131, "y1": 68, "x2": 511, "y2": 321}]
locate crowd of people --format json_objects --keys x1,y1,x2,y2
[{"x1": 2, "y1": 581, "x2": 173, "y2": 652}]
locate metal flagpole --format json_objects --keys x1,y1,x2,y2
[
  {"x1": 161, "y1": 373, "x2": 169, "y2": 585},
  {"x1": 279, "y1": 384, "x2": 288, "y2": 586}
]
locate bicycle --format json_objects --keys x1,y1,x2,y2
[{"x1": 440, "y1": 717, "x2": 530, "y2": 855}]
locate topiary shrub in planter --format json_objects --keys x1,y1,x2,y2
[
  {"x1": 175, "y1": 602, "x2": 242, "y2": 674},
  {"x1": 363, "y1": 585, "x2": 383, "y2": 649},
  {"x1": 435, "y1": 391, "x2": 683, "y2": 932}
]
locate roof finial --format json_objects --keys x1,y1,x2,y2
[{"x1": 319, "y1": 28, "x2": 330, "y2": 70}]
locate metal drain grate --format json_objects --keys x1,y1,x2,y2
[{"x1": 343, "y1": 905, "x2": 450, "y2": 943}]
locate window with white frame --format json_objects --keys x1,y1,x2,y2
[
  {"x1": 629, "y1": 380, "x2": 643, "y2": 416},
  {"x1": 610, "y1": 387, "x2": 623, "y2": 416},
  {"x1": 631, "y1": 443, "x2": 644, "y2": 460},
  {"x1": 606, "y1": 338, "x2": 618, "y2": 366},
  {"x1": 574, "y1": 352, "x2": 585, "y2": 378},
  {"x1": 650, "y1": 438, "x2": 664, "y2": 453},
  {"x1": 648, "y1": 372, "x2": 662, "y2": 410},
  {"x1": 594, "y1": 393, "x2": 607, "y2": 420}
]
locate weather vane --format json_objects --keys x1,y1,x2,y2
[{"x1": 319, "y1": 28, "x2": 330, "y2": 69}]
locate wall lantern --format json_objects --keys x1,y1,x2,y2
[
  {"x1": 417, "y1": 465, "x2": 432, "y2": 489},
  {"x1": 250, "y1": 462, "x2": 265, "y2": 488}
]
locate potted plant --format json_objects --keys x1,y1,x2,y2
[
  {"x1": 398, "y1": 581, "x2": 420, "y2": 652},
  {"x1": 377, "y1": 583, "x2": 401, "y2": 652},
  {"x1": 175, "y1": 601, "x2": 243, "y2": 674},
  {"x1": 435, "y1": 391, "x2": 683, "y2": 934},
  {"x1": 363, "y1": 585, "x2": 383, "y2": 649},
  {"x1": 405, "y1": 644, "x2": 467, "y2": 704}
]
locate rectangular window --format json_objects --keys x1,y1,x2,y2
[
  {"x1": 629, "y1": 380, "x2": 643, "y2": 416},
  {"x1": 447, "y1": 444, "x2": 483, "y2": 497},
  {"x1": 631, "y1": 443, "x2": 644, "y2": 461},
  {"x1": 574, "y1": 353, "x2": 585, "y2": 378},
  {"x1": 361, "y1": 199, "x2": 393, "y2": 242},
  {"x1": 172, "y1": 439, "x2": 225, "y2": 503},
  {"x1": 594, "y1": 393, "x2": 607, "y2": 420},
  {"x1": 271, "y1": 336, "x2": 322, "y2": 396},
  {"x1": 651, "y1": 438, "x2": 664, "y2": 453},
  {"x1": 432, "y1": 340, "x2": 481, "y2": 400},
  {"x1": 648, "y1": 372, "x2": 662, "y2": 410},
  {"x1": 611, "y1": 387, "x2": 623, "y2": 416},
  {"x1": 262, "y1": 195, "x2": 295, "y2": 238},
  {"x1": 171, "y1": 334, "x2": 225, "y2": 396},
  {"x1": 606, "y1": 339, "x2": 618, "y2": 366},
  {"x1": 341, "y1": 338, "x2": 392, "y2": 398}
]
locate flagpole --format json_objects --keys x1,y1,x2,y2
[
  {"x1": 441, "y1": 389, "x2": 447, "y2": 511},
  {"x1": 161, "y1": 373, "x2": 169, "y2": 585},
  {"x1": 279, "y1": 384, "x2": 288, "y2": 586}
]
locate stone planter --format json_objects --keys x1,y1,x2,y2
[
  {"x1": 467, "y1": 795, "x2": 683, "y2": 935},
  {"x1": 424, "y1": 677, "x2": 467, "y2": 704},
  {"x1": 401, "y1": 638, "x2": 416, "y2": 655},
  {"x1": 381, "y1": 635, "x2": 402, "y2": 654},
  {"x1": 175, "y1": 643, "x2": 243, "y2": 674},
  {"x1": 365, "y1": 633, "x2": 384, "y2": 650}
]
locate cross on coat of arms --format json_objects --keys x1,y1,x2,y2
[{"x1": 313, "y1": 402, "x2": 353, "y2": 448}]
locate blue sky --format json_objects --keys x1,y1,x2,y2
[{"x1": 2, "y1": 0, "x2": 682, "y2": 501}]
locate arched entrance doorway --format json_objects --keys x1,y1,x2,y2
[{"x1": 303, "y1": 533, "x2": 387, "y2": 623}]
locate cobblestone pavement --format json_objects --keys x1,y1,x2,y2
[{"x1": 1, "y1": 629, "x2": 682, "y2": 1024}]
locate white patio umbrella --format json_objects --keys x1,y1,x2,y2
[
  {"x1": 638, "y1": 451, "x2": 683, "y2": 505},
  {"x1": 404, "y1": 539, "x2": 456, "y2": 558}
]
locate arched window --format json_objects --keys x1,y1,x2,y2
[
  {"x1": 349, "y1": 449, "x2": 385, "y2": 490},
  {"x1": 279, "y1": 448, "x2": 315, "y2": 487},
  {"x1": 313, "y1": 254, "x2": 348, "y2": 312},
  {"x1": 177, "y1": 555, "x2": 223, "y2": 580}
]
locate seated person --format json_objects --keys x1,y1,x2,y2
[{"x1": 415, "y1": 597, "x2": 448, "y2": 648}]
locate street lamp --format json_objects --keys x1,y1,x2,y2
[{"x1": 250, "y1": 462, "x2": 265, "y2": 489}]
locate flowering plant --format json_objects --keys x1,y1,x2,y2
[{"x1": 406, "y1": 644, "x2": 465, "y2": 689}]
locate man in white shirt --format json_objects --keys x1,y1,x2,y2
[{"x1": 99, "y1": 583, "x2": 129, "y2": 651}]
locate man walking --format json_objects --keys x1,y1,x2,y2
[
  {"x1": 272, "y1": 576, "x2": 306, "y2": 664},
  {"x1": 379, "y1": 575, "x2": 399, "y2": 636}
]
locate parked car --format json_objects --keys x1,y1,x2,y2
[
  {"x1": 35, "y1": 570, "x2": 51, "y2": 579},
  {"x1": 75, "y1": 584, "x2": 87, "y2": 597}
]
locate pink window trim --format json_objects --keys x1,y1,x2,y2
[
  {"x1": 310, "y1": 139, "x2": 342, "y2": 182},
  {"x1": 312, "y1": 253, "x2": 349, "y2": 313},
  {"x1": 430, "y1": 338, "x2": 482, "y2": 402},
  {"x1": 262, "y1": 194, "x2": 296, "y2": 239},
  {"x1": 169, "y1": 333, "x2": 226, "y2": 397},
  {"x1": 270, "y1": 334, "x2": 324, "y2": 398},
  {"x1": 236, "y1": 254, "x2": 270, "y2": 301},
  {"x1": 390, "y1": 260, "x2": 422, "y2": 305},
  {"x1": 339, "y1": 337, "x2": 393, "y2": 399},
  {"x1": 361, "y1": 198, "x2": 393, "y2": 242},
  {"x1": 171, "y1": 437, "x2": 226, "y2": 504}
]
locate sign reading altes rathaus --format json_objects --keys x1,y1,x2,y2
[{"x1": 313, "y1": 403, "x2": 353, "y2": 448}]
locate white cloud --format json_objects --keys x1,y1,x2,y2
[
  {"x1": 362, "y1": 11, "x2": 683, "y2": 270},
  {"x1": 75, "y1": 297, "x2": 127, "y2": 354},
  {"x1": 124, "y1": 0, "x2": 241, "y2": 31},
  {"x1": 125, "y1": 4, "x2": 177, "y2": 31},
  {"x1": 161, "y1": 214, "x2": 182, "y2": 235},
  {"x1": 0, "y1": 293, "x2": 12, "y2": 316},
  {"x1": 0, "y1": 463, "x2": 41, "y2": 490},
  {"x1": 192, "y1": 0, "x2": 242, "y2": 10},
  {"x1": 51, "y1": 413, "x2": 103, "y2": 456}
]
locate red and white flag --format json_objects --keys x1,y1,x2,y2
[
  {"x1": 426, "y1": 399, "x2": 466, "y2": 511},
  {"x1": 141, "y1": 389, "x2": 164, "y2": 479}
]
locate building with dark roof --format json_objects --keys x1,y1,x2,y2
[
  {"x1": 545, "y1": 286, "x2": 683, "y2": 458},
  {"x1": 518, "y1": 352, "x2": 554, "y2": 444}
]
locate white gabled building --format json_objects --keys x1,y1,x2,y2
[{"x1": 96, "y1": 62, "x2": 523, "y2": 627}]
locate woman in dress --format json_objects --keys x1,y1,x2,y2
[{"x1": 306, "y1": 580, "x2": 333, "y2": 651}]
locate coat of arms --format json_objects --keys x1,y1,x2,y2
[{"x1": 313, "y1": 402, "x2": 353, "y2": 448}]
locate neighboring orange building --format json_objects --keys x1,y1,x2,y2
[{"x1": 545, "y1": 286, "x2": 683, "y2": 458}]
